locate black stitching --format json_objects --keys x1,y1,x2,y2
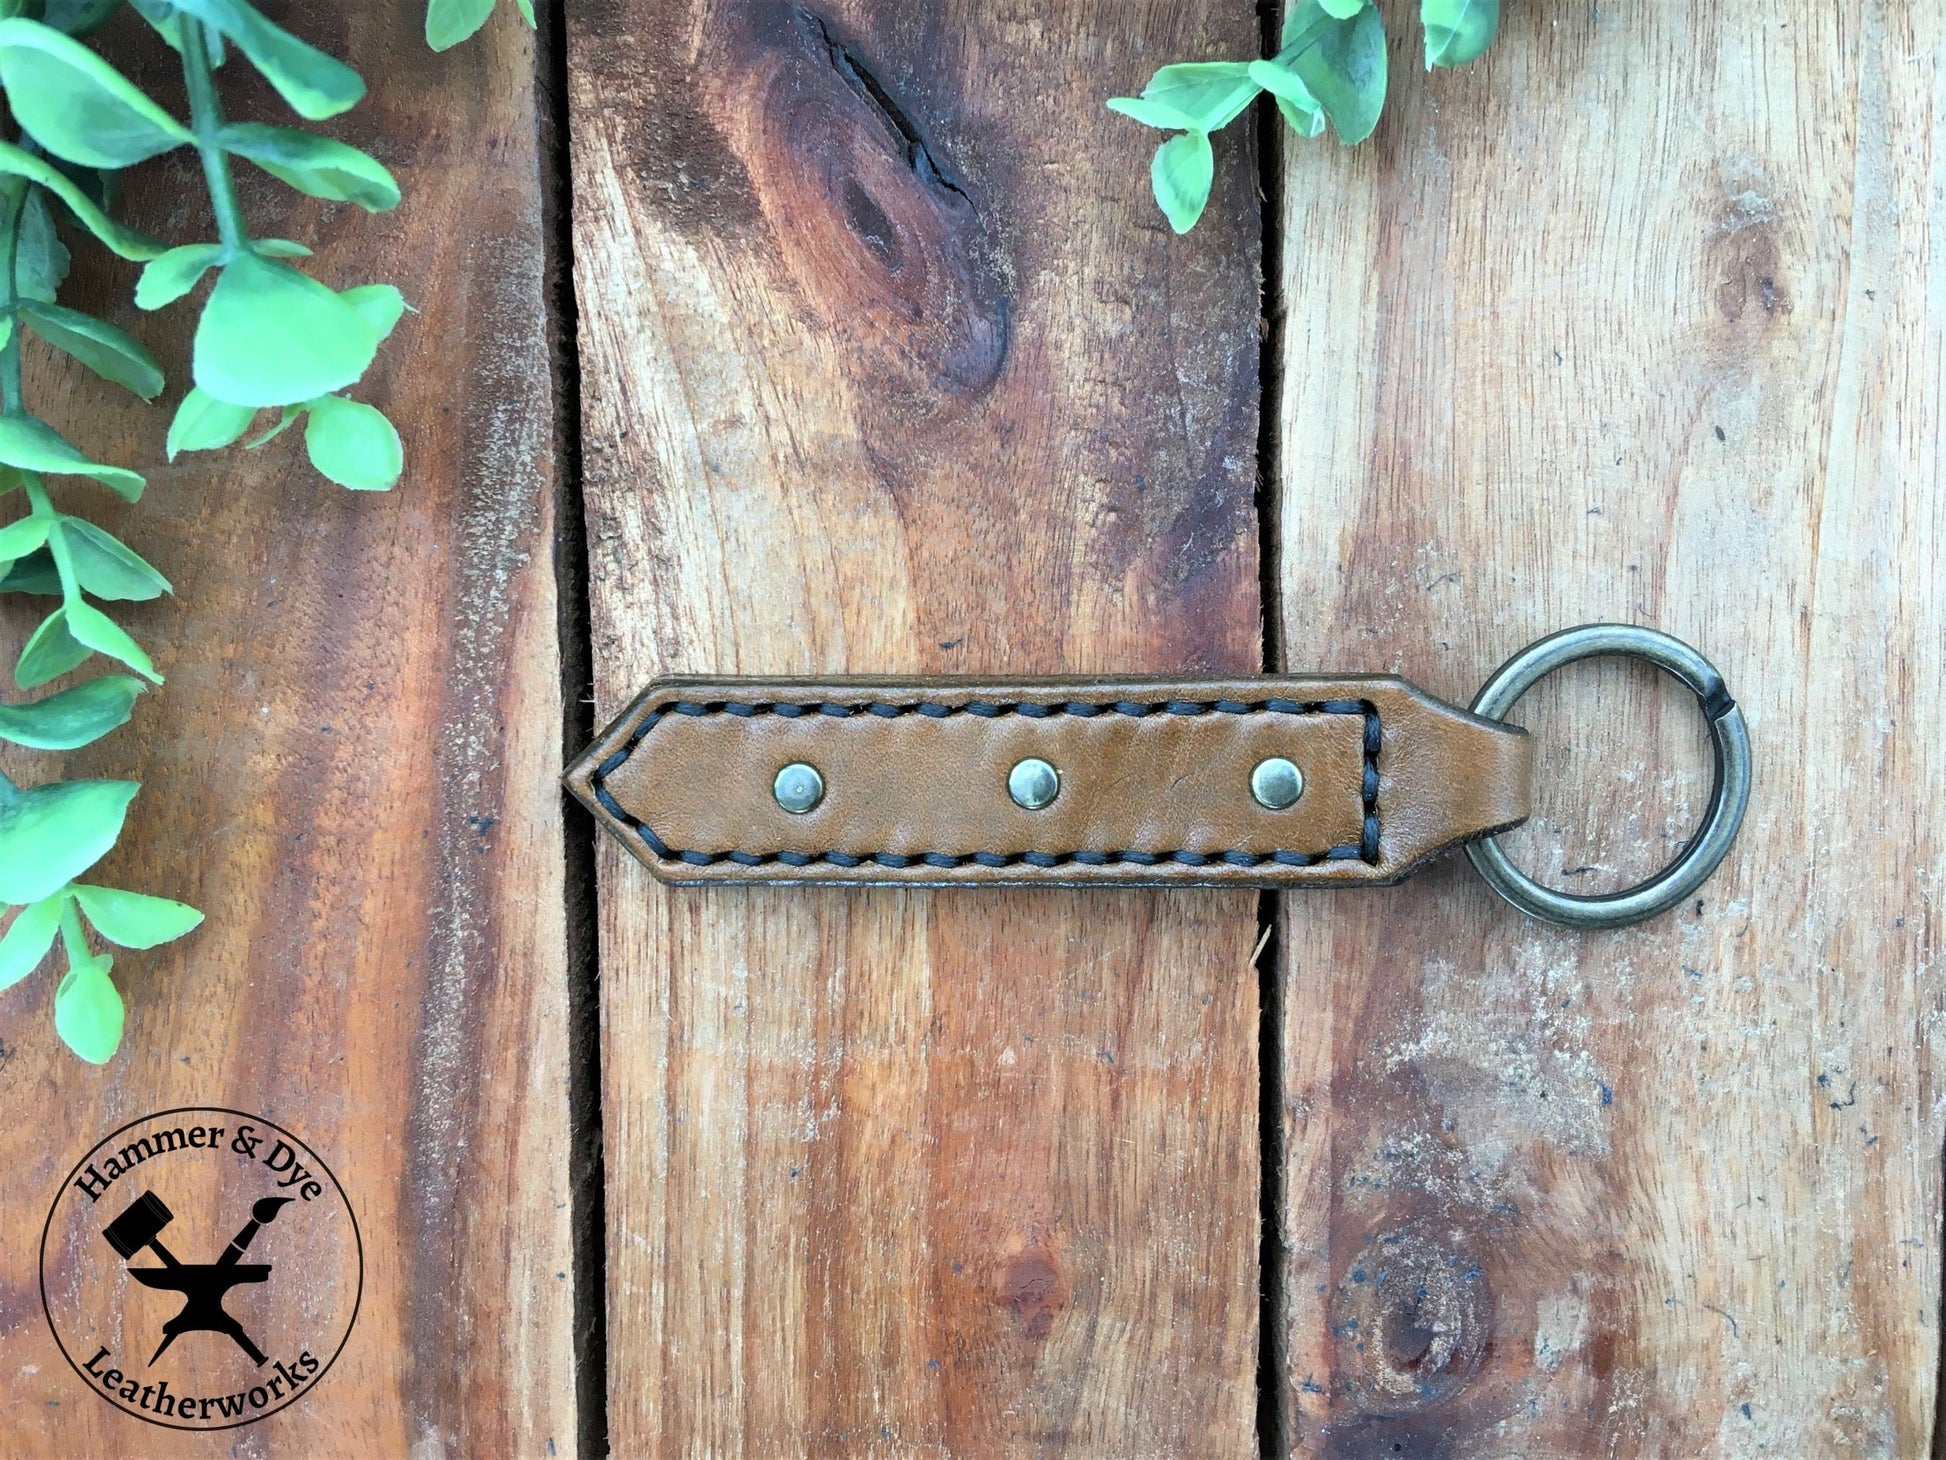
[{"x1": 591, "y1": 695, "x2": 1383, "y2": 870}]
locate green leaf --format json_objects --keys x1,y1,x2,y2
[
  {"x1": 253, "y1": 238, "x2": 312, "y2": 258},
  {"x1": 1107, "y1": 96, "x2": 1199, "y2": 131},
  {"x1": 1137, "y1": 62, "x2": 1259, "y2": 132},
  {"x1": 0, "y1": 515, "x2": 51, "y2": 561},
  {"x1": 513, "y1": 0, "x2": 535, "y2": 26},
  {"x1": 44, "y1": 0, "x2": 124, "y2": 38},
  {"x1": 193, "y1": 251, "x2": 380, "y2": 408},
  {"x1": 0, "y1": 675, "x2": 143, "y2": 750},
  {"x1": 166, "y1": 0, "x2": 365, "y2": 119},
  {"x1": 65, "y1": 600, "x2": 159, "y2": 681},
  {"x1": 0, "y1": 893, "x2": 65, "y2": 991},
  {"x1": 1249, "y1": 59, "x2": 1328, "y2": 137},
  {"x1": 1423, "y1": 0, "x2": 1498, "y2": 68},
  {"x1": 0, "y1": 416, "x2": 144, "y2": 499},
  {"x1": 124, "y1": 0, "x2": 225, "y2": 62},
  {"x1": 1274, "y1": 94, "x2": 1328, "y2": 139},
  {"x1": 127, "y1": 0, "x2": 188, "y2": 51},
  {"x1": 54, "y1": 952, "x2": 122, "y2": 1064},
  {"x1": 0, "y1": 548, "x2": 63, "y2": 596},
  {"x1": 136, "y1": 243, "x2": 223, "y2": 309},
  {"x1": 426, "y1": 0, "x2": 494, "y2": 51},
  {"x1": 166, "y1": 387, "x2": 256, "y2": 458},
  {"x1": 1284, "y1": 1, "x2": 1388, "y2": 144},
  {"x1": 0, "y1": 775, "x2": 137, "y2": 902},
  {"x1": 1150, "y1": 130, "x2": 1215, "y2": 235},
  {"x1": 303, "y1": 396, "x2": 403, "y2": 490},
  {"x1": 60, "y1": 519, "x2": 171, "y2": 600},
  {"x1": 19, "y1": 301, "x2": 164, "y2": 400},
  {"x1": 1320, "y1": 0, "x2": 1367, "y2": 15},
  {"x1": 340, "y1": 283, "x2": 407, "y2": 342},
  {"x1": 0, "y1": 18, "x2": 194, "y2": 167},
  {"x1": 1283, "y1": 1, "x2": 1321, "y2": 47},
  {"x1": 219, "y1": 122, "x2": 400, "y2": 210},
  {"x1": 16, "y1": 608, "x2": 90, "y2": 687},
  {"x1": 15, "y1": 190, "x2": 70, "y2": 302},
  {"x1": 73, "y1": 884, "x2": 202, "y2": 948},
  {"x1": 0, "y1": 140, "x2": 163, "y2": 259}
]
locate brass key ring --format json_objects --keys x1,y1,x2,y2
[{"x1": 1465, "y1": 624, "x2": 1753, "y2": 929}]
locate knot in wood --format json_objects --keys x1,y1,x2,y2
[
  {"x1": 1330, "y1": 1223, "x2": 1490, "y2": 1415},
  {"x1": 743, "y1": 8, "x2": 1009, "y2": 416},
  {"x1": 996, "y1": 1248, "x2": 1065, "y2": 1343}
]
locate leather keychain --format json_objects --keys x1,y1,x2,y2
[{"x1": 567, "y1": 624, "x2": 1751, "y2": 930}]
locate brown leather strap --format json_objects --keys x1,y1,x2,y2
[{"x1": 567, "y1": 676, "x2": 1531, "y2": 888}]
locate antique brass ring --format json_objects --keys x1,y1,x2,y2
[{"x1": 1466, "y1": 624, "x2": 1752, "y2": 930}]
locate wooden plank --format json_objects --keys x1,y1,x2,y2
[
  {"x1": 0, "y1": 7, "x2": 575, "y2": 1453},
  {"x1": 568, "y1": 1, "x2": 1267, "y2": 1451},
  {"x1": 1272, "y1": 1, "x2": 1942, "y2": 1452}
]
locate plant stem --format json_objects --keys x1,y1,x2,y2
[
  {"x1": 0, "y1": 180, "x2": 79, "y2": 597},
  {"x1": 0, "y1": 177, "x2": 24, "y2": 417},
  {"x1": 59, "y1": 897, "x2": 90, "y2": 967},
  {"x1": 180, "y1": 21, "x2": 249, "y2": 253},
  {"x1": 31, "y1": 476, "x2": 79, "y2": 603}
]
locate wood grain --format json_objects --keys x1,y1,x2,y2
[
  {"x1": 567, "y1": 1, "x2": 1267, "y2": 1451},
  {"x1": 1272, "y1": 1, "x2": 1942, "y2": 1452},
  {"x1": 0, "y1": 5, "x2": 575, "y2": 1454}
]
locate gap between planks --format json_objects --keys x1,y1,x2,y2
[{"x1": 538, "y1": 1, "x2": 610, "y2": 1452}]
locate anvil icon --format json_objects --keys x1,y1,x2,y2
[{"x1": 101, "y1": 1190, "x2": 293, "y2": 1366}]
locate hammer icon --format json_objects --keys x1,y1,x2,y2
[
  {"x1": 101, "y1": 1191, "x2": 293, "y2": 1366},
  {"x1": 101, "y1": 1189, "x2": 184, "y2": 1269}
]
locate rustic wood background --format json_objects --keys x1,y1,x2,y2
[
  {"x1": 566, "y1": 0, "x2": 1268, "y2": 1451},
  {"x1": 1275, "y1": 3, "x2": 1942, "y2": 1452},
  {"x1": 0, "y1": 0, "x2": 1938, "y2": 1456}
]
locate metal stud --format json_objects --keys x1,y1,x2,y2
[
  {"x1": 1008, "y1": 757, "x2": 1060, "y2": 810},
  {"x1": 772, "y1": 762, "x2": 824, "y2": 815},
  {"x1": 1251, "y1": 757, "x2": 1304, "y2": 810}
]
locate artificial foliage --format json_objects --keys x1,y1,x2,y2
[
  {"x1": 0, "y1": 0, "x2": 526, "y2": 1063},
  {"x1": 1111, "y1": 0, "x2": 1500, "y2": 232},
  {"x1": 425, "y1": 0, "x2": 530, "y2": 51}
]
